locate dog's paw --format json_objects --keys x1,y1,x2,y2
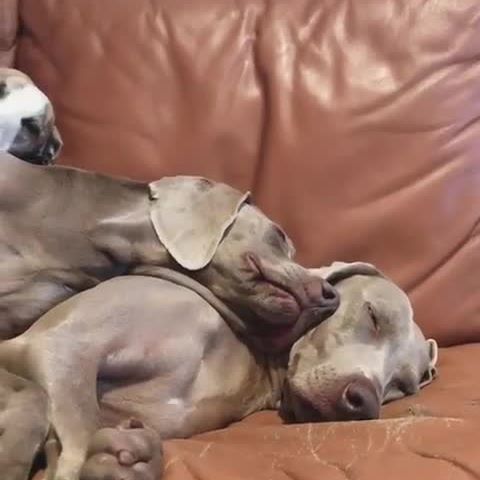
[{"x1": 79, "y1": 419, "x2": 163, "y2": 480}]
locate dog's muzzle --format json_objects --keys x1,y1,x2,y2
[{"x1": 8, "y1": 127, "x2": 63, "y2": 165}]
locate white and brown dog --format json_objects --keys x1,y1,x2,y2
[{"x1": 0, "y1": 68, "x2": 62, "y2": 164}]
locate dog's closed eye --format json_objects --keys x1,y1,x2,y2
[
  {"x1": 274, "y1": 226, "x2": 287, "y2": 243},
  {"x1": 265, "y1": 225, "x2": 291, "y2": 255},
  {"x1": 366, "y1": 302, "x2": 380, "y2": 332}
]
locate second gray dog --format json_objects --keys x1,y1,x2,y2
[
  {"x1": 0, "y1": 153, "x2": 338, "y2": 349},
  {"x1": 0, "y1": 262, "x2": 437, "y2": 480}
]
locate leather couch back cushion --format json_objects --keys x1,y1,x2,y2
[
  {"x1": 0, "y1": 0, "x2": 18, "y2": 66},
  {"x1": 14, "y1": 0, "x2": 480, "y2": 346}
]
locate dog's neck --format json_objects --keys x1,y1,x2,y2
[
  {"x1": 68, "y1": 171, "x2": 171, "y2": 268},
  {"x1": 258, "y1": 353, "x2": 289, "y2": 409},
  {"x1": 9, "y1": 159, "x2": 172, "y2": 274},
  {"x1": 129, "y1": 266, "x2": 291, "y2": 411}
]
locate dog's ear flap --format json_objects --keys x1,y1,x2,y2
[
  {"x1": 311, "y1": 261, "x2": 385, "y2": 286},
  {"x1": 148, "y1": 176, "x2": 251, "y2": 271},
  {"x1": 419, "y1": 338, "x2": 439, "y2": 388}
]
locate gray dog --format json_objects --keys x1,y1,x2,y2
[
  {"x1": 0, "y1": 69, "x2": 62, "y2": 165},
  {"x1": 0, "y1": 153, "x2": 338, "y2": 349},
  {"x1": 0, "y1": 262, "x2": 438, "y2": 480}
]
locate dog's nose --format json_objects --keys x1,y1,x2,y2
[
  {"x1": 304, "y1": 277, "x2": 339, "y2": 312},
  {"x1": 339, "y1": 378, "x2": 380, "y2": 420},
  {"x1": 322, "y1": 281, "x2": 339, "y2": 304},
  {"x1": 41, "y1": 132, "x2": 62, "y2": 164}
]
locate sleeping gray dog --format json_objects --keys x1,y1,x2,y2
[
  {"x1": 0, "y1": 69, "x2": 62, "y2": 164},
  {"x1": 0, "y1": 262, "x2": 438, "y2": 480},
  {"x1": 0, "y1": 152, "x2": 338, "y2": 350}
]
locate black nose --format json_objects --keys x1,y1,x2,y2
[
  {"x1": 322, "y1": 281, "x2": 339, "y2": 307},
  {"x1": 318, "y1": 280, "x2": 340, "y2": 314},
  {"x1": 340, "y1": 378, "x2": 380, "y2": 420},
  {"x1": 304, "y1": 277, "x2": 339, "y2": 311},
  {"x1": 41, "y1": 134, "x2": 61, "y2": 163}
]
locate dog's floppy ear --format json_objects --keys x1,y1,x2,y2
[
  {"x1": 149, "y1": 176, "x2": 251, "y2": 271},
  {"x1": 419, "y1": 338, "x2": 439, "y2": 388},
  {"x1": 311, "y1": 261, "x2": 385, "y2": 286}
]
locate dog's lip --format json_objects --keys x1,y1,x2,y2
[
  {"x1": 245, "y1": 253, "x2": 301, "y2": 308},
  {"x1": 285, "y1": 376, "x2": 383, "y2": 423},
  {"x1": 290, "y1": 391, "x2": 332, "y2": 423},
  {"x1": 280, "y1": 381, "x2": 330, "y2": 423}
]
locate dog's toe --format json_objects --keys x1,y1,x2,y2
[{"x1": 80, "y1": 419, "x2": 163, "y2": 480}]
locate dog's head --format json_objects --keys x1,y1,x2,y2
[
  {"x1": 0, "y1": 68, "x2": 62, "y2": 165},
  {"x1": 148, "y1": 176, "x2": 339, "y2": 351},
  {"x1": 279, "y1": 262, "x2": 438, "y2": 422}
]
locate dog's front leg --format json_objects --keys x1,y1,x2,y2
[
  {"x1": 0, "y1": 368, "x2": 49, "y2": 480},
  {"x1": 24, "y1": 344, "x2": 100, "y2": 480}
]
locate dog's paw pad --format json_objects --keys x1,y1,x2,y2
[{"x1": 80, "y1": 419, "x2": 163, "y2": 480}]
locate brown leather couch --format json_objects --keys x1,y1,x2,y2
[{"x1": 2, "y1": 1, "x2": 480, "y2": 479}]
